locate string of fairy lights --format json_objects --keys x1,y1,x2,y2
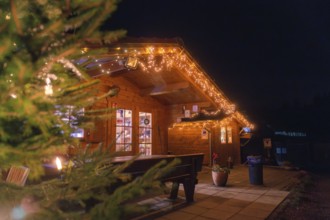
[
  {"x1": 170, "y1": 117, "x2": 235, "y2": 129},
  {"x1": 2, "y1": 12, "x2": 253, "y2": 129},
  {"x1": 36, "y1": 45, "x2": 253, "y2": 129},
  {"x1": 84, "y1": 46, "x2": 236, "y2": 113},
  {"x1": 81, "y1": 45, "x2": 254, "y2": 129}
]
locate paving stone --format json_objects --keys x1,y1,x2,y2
[
  {"x1": 201, "y1": 209, "x2": 236, "y2": 220},
  {"x1": 150, "y1": 166, "x2": 299, "y2": 220},
  {"x1": 154, "y1": 217, "x2": 170, "y2": 220},
  {"x1": 244, "y1": 189, "x2": 268, "y2": 195},
  {"x1": 239, "y1": 207, "x2": 272, "y2": 219},
  {"x1": 247, "y1": 202, "x2": 278, "y2": 212},
  {"x1": 227, "y1": 213, "x2": 264, "y2": 220},
  {"x1": 160, "y1": 210, "x2": 196, "y2": 220},
  {"x1": 255, "y1": 195, "x2": 285, "y2": 205},
  {"x1": 214, "y1": 191, "x2": 238, "y2": 199},
  {"x1": 214, "y1": 204, "x2": 241, "y2": 213},
  {"x1": 197, "y1": 188, "x2": 219, "y2": 195},
  {"x1": 181, "y1": 205, "x2": 209, "y2": 215},
  {"x1": 206, "y1": 196, "x2": 228, "y2": 203},
  {"x1": 195, "y1": 200, "x2": 221, "y2": 209},
  {"x1": 192, "y1": 216, "x2": 214, "y2": 220},
  {"x1": 265, "y1": 189, "x2": 290, "y2": 197},
  {"x1": 222, "y1": 199, "x2": 251, "y2": 208},
  {"x1": 232, "y1": 193, "x2": 260, "y2": 202},
  {"x1": 222, "y1": 187, "x2": 248, "y2": 193},
  {"x1": 195, "y1": 193, "x2": 211, "y2": 200},
  {"x1": 196, "y1": 183, "x2": 211, "y2": 188}
]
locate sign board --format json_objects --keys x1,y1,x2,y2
[
  {"x1": 263, "y1": 138, "x2": 272, "y2": 148},
  {"x1": 184, "y1": 110, "x2": 191, "y2": 118},
  {"x1": 192, "y1": 105, "x2": 198, "y2": 112},
  {"x1": 201, "y1": 129, "x2": 208, "y2": 140}
]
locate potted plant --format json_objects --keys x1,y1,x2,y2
[
  {"x1": 212, "y1": 164, "x2": 230, "y2": 186},
  {"x1": 211, "y1": 153, "x2": 230, "y2": 186}
]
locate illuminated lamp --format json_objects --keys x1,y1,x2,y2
[{"x1": 125, "y1": 56, "x2": 138, "y2": 69}]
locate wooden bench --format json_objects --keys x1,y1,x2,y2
[
  {"x1": 112, "y1": 153, "x2": 204, "y2": 202},
  {"x1": 42, "y1": 153, "x2": 204, "y2": 203}
]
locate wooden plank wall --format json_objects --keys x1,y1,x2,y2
[
  {"x1": 81, "y1": 75, "x2": 168, "y2": 155},
  {"x1": 212, "y1": 121, "x2": 241, "y2": 166},
  {"x1": 166, "y1": 103, "x2": 242, "y2": 165},
  {"x1": 79, "y1": 75, "x2": 242, "y2": 162},
  {"x1": 168, "y1": 126, "x2": 210, "y2": 164}
]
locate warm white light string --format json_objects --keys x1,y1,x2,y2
[{"x1": 82, "y1": 45, "x2": 254, "y2": 129}]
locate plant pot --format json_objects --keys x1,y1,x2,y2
[{"x1": 212, "y1": 171, "x2": 228, "y2": 186}]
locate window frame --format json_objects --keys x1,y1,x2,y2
[
  {"x1": 115, "y1": 108, "x2": 133, "y2": 152},
  {"x1": 138, "y1": 111, "x2": 153, "y2": 155}
]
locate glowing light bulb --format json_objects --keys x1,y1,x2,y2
[{"x1": 56, "y1": 157, "x2": 62, "y2": 171}]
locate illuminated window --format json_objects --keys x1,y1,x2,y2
[
  {"x1": 227, "y1": 127, "x2": 233, "y2": 144},
  {"x1": 116, "y1": 109, "x2": 132, "y2": 152},
  {"x1": 220, "y1": 127, "x2": 226, "y2": 144},
  {"x1": 55, "y1": 105, "x2": 84, "y2": 138},
  {"x1": 139, "y1": 112, "x2": 152, "y2": 155}
]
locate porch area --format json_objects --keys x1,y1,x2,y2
[{"x1": 137, "y1": 165, "x2": 301, "y2": 220}]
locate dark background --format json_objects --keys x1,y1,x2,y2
[{"x1": 106, "y1": 0, "x2": 330, "y2": 134}]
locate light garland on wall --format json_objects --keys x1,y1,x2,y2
[
  {"x1": 190, "y1": 109, "x2": 222, "y2": 118},
  {"x1": 170, "y1": 117, "x2": 234, "y2": 129},
  {"x1": 84, "y1": 45, "x2": 253, "y2": 129}
]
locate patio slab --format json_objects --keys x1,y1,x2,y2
[{"x1": 150, "y1": 165, "x2": 300, "y2": 220}]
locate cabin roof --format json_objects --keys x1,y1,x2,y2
[{"x1": 81, "y1": 38, "x2": 253, "y2": 129}]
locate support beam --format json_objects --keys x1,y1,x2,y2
[{"x1": 141, "y1": 81, "x2": 190, "y2": 96}]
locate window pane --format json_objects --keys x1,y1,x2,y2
[
  {"x1": 139, "y1": 143, "x2": 152, "y2": 155},
  {"x1": 139, "y1": 112, "x2": 152, "y2": 127},
  {"x1": 139, "y1": 112, "x2": 152, "y2": 155},
  {"x1": 116, "y1": 144, "x2": 132, "y2": 152},
  {"x1": 220, "y1": 127, "x2": 226, "y2": 143},
  {"x1": 124, "y1": 127, "x2": 132, "y2": 143},
  {"x1": 116, "y1": 127, "x2": 124, "y2": 144},
  {"x1": 227, "y1": 127, "x2": 232, "y2": 144},
  {"x1": 145, "y1": 129, "x2": 152, "y2": 142},
  {"x1": 116, "y1": 109, "x2": 124, "y2": 126},
  {"x1": 124, "y1": 110, "x2": 132, "y2": 126},
  {"x1": 116, "y1": 108, "x2": 132, "y2": 152},
  {"x1": 55, "y1": 105, "x2": 84, "y2": 138}
]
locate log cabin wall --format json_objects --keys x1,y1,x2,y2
[
  {"x1": 167, "y1": 120, "x2": 241, "y2": 166},
  {"x1": 77, "y1": 40, "x2": 254, "y2": 160},
  {"x1": 80, "y1": 76, "x2": 242, "y2": 164},
  {"x1": 168, "y1": 126, "x2": 210, "y2": 165},
  {"x1": 82, "y1": 75, "x2": 168, "y2": 155},
  {"x1": 166, "y1": 103, "x2": 242, "y2": 165},
  {"x1": 212, "y1": 121, "x2": 241, "y2": 167}
]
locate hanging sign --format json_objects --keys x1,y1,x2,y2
[
  {"x1": 263, "y1": 138, "x2": 272, "y2": 148},
  {"x1": 184, "y1": 110, "x2": 191, "y2": 118},
  {"x1": 201, "y1": 129, "x2": 208, "y2": 140}
]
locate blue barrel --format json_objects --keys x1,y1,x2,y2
[{"x1": 247, "y1": 156, "x2": 263, "y2": 185}]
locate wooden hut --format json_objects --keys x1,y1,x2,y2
[{"x1": 79, "y1": 38, "x2": 253, "y2": 165}]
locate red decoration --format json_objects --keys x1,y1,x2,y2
[{"x1": 212, "y1": 153, "x2": 219, "y2": 164}]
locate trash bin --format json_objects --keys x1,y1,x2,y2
[{"x1": 247, "y1": 155, "x2": 263, "y2": 185}]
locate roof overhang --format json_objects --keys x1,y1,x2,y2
[{"x1": 79, "y1": 38, "x2": 254, "y2": 129}]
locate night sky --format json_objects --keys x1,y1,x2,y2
[{"x1": 106, "y1": 0, "x2": 330, "y2": 126}]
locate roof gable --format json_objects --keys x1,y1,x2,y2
[{"x1": 81, "y1": 38, "x2": 253, "y2": 129}]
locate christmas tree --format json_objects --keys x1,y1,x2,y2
[{"x1": 0, "y1": 1, "x2": 178, "y2": 219}]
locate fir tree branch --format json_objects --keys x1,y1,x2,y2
[{"x1": 10, "y1": 0, "x2": 22, "y2": 35}]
